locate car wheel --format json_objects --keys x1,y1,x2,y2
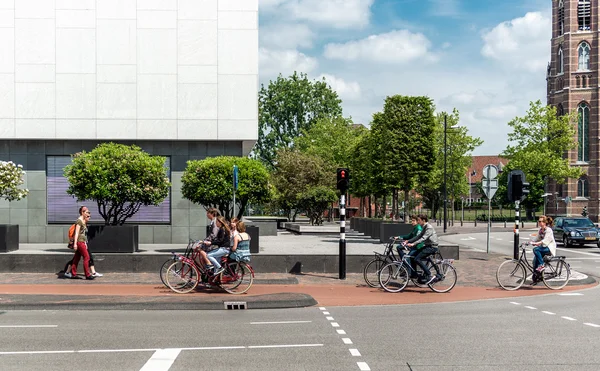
[{"x1": 563, "y1": 235, "x2": 571, "y2": 248}]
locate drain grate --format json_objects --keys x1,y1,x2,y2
[{"x1": 224, "y1": 301, "x2": 247, "y2": 310}]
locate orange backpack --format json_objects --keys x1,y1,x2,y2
[{"x1": 67, "y1": 223, "x2": 77, "y2": 249}]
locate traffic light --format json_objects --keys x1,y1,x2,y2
[
  {"x1": 507, "y1": 170, "x2": 528, "y2": 202},
  {"x1": 337, "y1": 168, "x2": 350, "y2": 191}
]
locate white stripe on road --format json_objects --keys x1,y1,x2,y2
[
  {"x1": 556, "y1": 248, "x2": 600, "y2": 256},
  {"x1": 323, "y1": 312, "x2": 330, "y2": 315},
  {"x1": 331, "y1": 322, "x2": 340, "y2": 327},
  {"x1": 250, "y1": 321, "x2": 312, "y2": 325},
  {"x1": 524, "y1": 306, "x2": 537, "y2": 310},
  {"x1": 562, "y1": 317, "x2": 577, "y2": 321},
  {"x1": 337, "y1": 330, "x2": 346, "y2": 335},
  {"x1": 349, "y1": 349, "x2": 361, "y2": 356},
  {"x1": 559, "y1": 293, "x2": 584, "y2": 296},
  {"x1": 584, "y1": 323, "x2": 600, "y2": 328},
  {"x1": 357, "y1": 362, "x2": 371, "y2": 370},
  {"x1": 342, "y1": 338, "x2": 353, "y2": 344},
  {"x1": 510, "y1": 302, "x2": 521, "y2": 305},
  {"x1": 326, "y1": 316, "x2": 334, "y2": 321},
  {"x1": 0, "y1": 325, "x2": 58, "y2": 328},
  {"x1": 542, "y1": 311, "x2": 555, "y2": 315},
  {"x1": 319, "y1": 307, "x2": 326, "y2": 310},
  {"x1": 139, "y1": 348, "x2": 181, "y2": 371},
  {"x1": 0, "y1": 344, "x2": 323, "y2": 356}
]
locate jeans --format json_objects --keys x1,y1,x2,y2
[
  {"x1": 398, "y1": 247, "x2": 420, "y2": 276},
  {"x1": 71, "y1": 241, "x2": 91, "y2": 277},
  {"x1": 533, "y1": 246, "x2": 551, "y2": 270},
  {"x1": 414, "y1": 247, "x2": 439, "y2": 278},
  {"x1": 207, "y1": 247, "x2": 229, "y2": 269}
]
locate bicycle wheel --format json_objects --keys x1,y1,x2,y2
[
  {"x1": 159, "y1": 258, "x2": 176, "y2": 288},
  {"x1": 496, "y1": 260, "x2": 526, "y2": 291},
  {"x1": 165, "y1": 260, "x2": 199, "y2": 294},
  {"x1": 220, "y1": 262, "x2": 253, "y2": 294},
  {"x1": 379, "y1": 262, "x2": 409, "y2": 293},
  {"x1": 542, "y1": 260, "x2": 570, "y2": 290},
  {"x1": 428, "y1": 262, "x2": 457, "y2": 293},
  {"x1": 363, "y1": 258, "x2": 389, "y2": 287}
]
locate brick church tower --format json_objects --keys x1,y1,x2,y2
[{"x1": 547, "y1": 0, "x2": 599, "y2": 219}]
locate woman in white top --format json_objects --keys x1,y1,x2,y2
[{"x1": 531, "y1": 215, "x2": 556, "y2": 275}]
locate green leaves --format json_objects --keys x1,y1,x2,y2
[
  {"x1": 181, "y1": 156, "x2": 271, "y2": 219},
  {"x1": 256, "y1": 71, "x2": 343, "y2": 168},
  {"x1": 64, "y1": 143, "x2": 170, "y2": 225}
]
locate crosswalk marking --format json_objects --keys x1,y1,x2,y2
[{"x1": 139, "y1": 349, "x2": 181, "y2": 371}]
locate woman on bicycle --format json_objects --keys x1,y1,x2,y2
[
  {"x1": 396, "y1": 215, "x2": 423, "y2": 277},
  {"x1": 531, "y1": 215, "x2": 556, "y2": 277},
  {"x1": 200, "y1": 216, "x2": 231, "y2": 274}
]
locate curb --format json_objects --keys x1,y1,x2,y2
[{"x1": 0, "y1": 292, "x2": 317, "y2": 311}]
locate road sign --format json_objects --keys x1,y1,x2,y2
[
  {"x1": 233, "y1": 165, "x2": 239, "y2": 191},
  {"x1": 482, "y1": 164, "x2": 498, "y2": 180},
  {"x1": 482, "y1": 179, "x2": 498, "y2": 199}
]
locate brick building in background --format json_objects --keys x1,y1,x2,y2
[{"x1": 546, "y1": 0, "x2": 598, "y2": 219}]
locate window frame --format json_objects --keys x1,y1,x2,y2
[
  {"x1": 578, "y1": 0, "x2": 591, "y2": 31},
  {"x1": 577, "y1": 177, "x2": 589, "y2": 198},
  {"x1": 46, "y1": 155, "x2": 172, "y2": 225},
  {"x1": 578, "y1": 42, "x2": 591, "y2": 71},
  {"x1": 558, "y1": 46, "x2": 564, "y2": 74},
  {"x1": 577, "y1": 102, "x2": 590, "y2": 163}
]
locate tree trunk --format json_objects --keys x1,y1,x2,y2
[{"x1": 368, "y1": 195, "x2": 372, "y2": 218}]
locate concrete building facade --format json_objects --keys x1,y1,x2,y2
[
  {"x1": 547, "y1": 0, "x2": 598, "y2": 219},
  {"x1": 0, "y1": 0, "x2": 258, "y2": 243}
]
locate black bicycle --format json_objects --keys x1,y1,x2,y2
[{"x1": 496, "y1": 242, "x2": 570, "y2": 290}]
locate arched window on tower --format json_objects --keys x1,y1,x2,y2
[
  {"x1": 558, "y1": 46, "x2": 564, "y2": 74},
  {"x1": 578, "y1": 42, "x2": 591, "y2": 70},
  {"x1": 577, "y1": 102, "x2": 590, "y2": 162},
  {"x1": 579, "y1": 0, "x2": 591, "y2": 31},
  {"x1": 559, "y1": 0, "x2": 565, "y2": 35},
  {"x1": 557, "y1": 103, "x2": 564, "y2": 117},
  {"x1": 578, "y1": 177, "x2": 589, "y2": 198}
]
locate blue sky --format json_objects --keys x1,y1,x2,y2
[{"x1": 258, "y1": 0, "x2": 552, "y2": 155}]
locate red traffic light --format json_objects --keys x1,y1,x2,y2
[{"x1": 340, "y1": 170, "x2": 346, "y2": 178}]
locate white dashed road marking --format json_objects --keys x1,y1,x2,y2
[
  {"x1": 524, "y1": 306, "x2": 537, "y2": 310},
  {"x1": 510, "y1": 302, "x2": 521, "y2": 305},
  {"x1": 542, "y1": 311, "x2": 556, "y2": 315},
  {"x1": 250, "y1": 321, "x2": 312, "y2": 325},
  {"x1": 559, "y1": 293, "x2": 584, "y2": 296},
  {"x1": 319, "y1": 307, "x2": 370, "y2": 371},
  {"x1": 584, "y1": 323, "x2": 600, "y2": 328},
  {"x1": 562, "y1": 316, "x2": 577, "y2": 321},
  {"x1": 0, "y1": 325, "x2": 57, "y2": 328}
]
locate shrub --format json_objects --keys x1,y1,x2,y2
[
  {"x1": 0, "y1": 161, "x2": 28, "y2": 202},
  {"x1": 64, "y1": 143, "x2": 170, "y2": 225}
]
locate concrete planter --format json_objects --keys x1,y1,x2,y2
[
  {"x1": 87, "y1": 225, "x2": 139, "y2": 253},
  {"x1": 357, "y1": 218, "x2": 366, "y2": 233},
  {"x1": 379, "y1": 223, "x2": 413, "y2": 243},
  {"x1": 246, "y1": 225, "x2": 260, "y2": 254},
  {"x1": 369, "y1": 219, "x2": 383, "y2": 239},
  {"x1": 0, "y1": 224, "x2": 19, "y2": 252}
]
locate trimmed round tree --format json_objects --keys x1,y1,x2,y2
[
  {"x1": 181, "y1": 156, "x2": 271, "y2": 219},
  {"x1": 64, "y1": 143, "x2": 170, "y2": 225},
  {"x1": 0, "y1": 161, "x2": 28, "y2": 202}
]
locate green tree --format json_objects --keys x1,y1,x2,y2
[
  {"x1": 271, "y1": 148, "x2": 333, "y2": 222},
  {"x1": 64, "y1": 143, "x2": 170, "y2": 225},
  {"x1": 0, "y1": 160, "x2": 28, "y2": 202},
  {"x1": 501, "y1": 100, "x2": 583, "y2": 212},
  {"x1": 255, "y1": 72, "x2": 343, "y2": 168},
  {"x1": 296, "y1": 117, "x2": 365, "y2": 169},
  {"x1": 181, "y1": 156, "x2": 271, "y2": 219},
  {"x1": 370, "y1": 95, "x2": 437, "y2": 220},
  {"x1": 297, "y1": 186, "x2": 338, "y2": 225}
]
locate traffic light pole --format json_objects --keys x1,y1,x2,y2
[
  {"x1": 339, "y1": 193, "x2": 346, "y2": 280},
  {"x1": 514, "y1": 200, "x2": 520, "y2": 260}
]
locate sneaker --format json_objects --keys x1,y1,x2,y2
[
  {"x1": 91, "y1": 272, "x2": 103, "y2": 277},
  {"x1": 214, "y1": 267, "x2": 224, "y2": 275},
  {"x1": 425, "y1": 276, "x2": 437, "y2": 285},
  {"x1": 63, "y1": 272, "x2": 72, "y2": 278},
  {"x1": 205, "y1": 264, "x2": 214, "y2": 271},
  {"x1": 85, "y1": 275, "x2": 95, "y2": 280},
  {"x1": 536, "y1": 265, "x2": 545, "y2": 273}
]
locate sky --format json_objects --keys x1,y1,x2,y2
[{"x1": 258, "y1": 0, "x2": 552, "y2": 156}]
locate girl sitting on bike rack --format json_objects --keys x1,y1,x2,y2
[
  {"x1": 531, "y1": 215, "x2": 556, "y2": 281},
  {"x1": 199, "y1": 216, "x2": 231, "y2": 274}
]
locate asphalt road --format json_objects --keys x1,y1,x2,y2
[
  {"x1": 2, "y1": 287, "x2": 600, "y2": 371},
  {"x1": 441, "y1": 231, "x2": 600, "y2": 278}
]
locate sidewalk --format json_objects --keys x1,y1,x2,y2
[{"x1": 0, "y1": 249, "x2": 596, "y2": 310}]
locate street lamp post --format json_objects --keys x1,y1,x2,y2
[{"x1": 444, "y1": 114, "x2": 448, "y2": 234}]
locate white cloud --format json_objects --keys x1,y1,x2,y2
[
  {"x1": 323, "y1": 30, "x2": 436, "y2": 63},
  {"x1": 481, "y1": 11, "x2": 551, "y2": 72},
  {"x1": 285, "y1": 0, "x2": 374, "y2": 29},
  {"x1": 259, "y1": 48, "x2": 318, "y2": 78},
  {"x1": 319, "y1": 74, "x2": 361, "y2": 100},
  {"x1": 260, "y1": 23, "x2": 315, "y2": 49}
]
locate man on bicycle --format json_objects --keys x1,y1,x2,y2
[{"x1": 404, "y1": 214, "x2": 439, "y2": 285}]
